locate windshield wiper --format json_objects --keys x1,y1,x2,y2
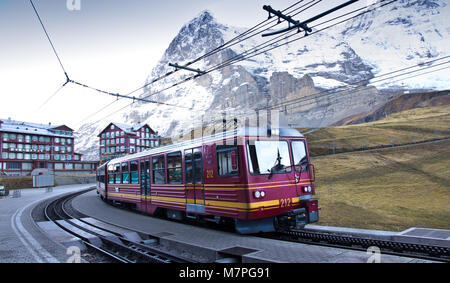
[{"x1": 268, "y1": 149, "x2": 283, "y2": 179}]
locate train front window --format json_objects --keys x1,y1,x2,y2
[
  {"x1": 292, "y1": 140, "x2": 309, "y2": 173},
  {"x1": 247, "y1": 140, "x2": 291, "y2": 175}
]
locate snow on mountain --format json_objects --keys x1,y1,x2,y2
[{"x1": 76, "y1": 1, "x2": 450, "y2": 161}]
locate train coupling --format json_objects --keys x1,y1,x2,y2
[{"x1": 276, "y1": 208, "x2": 308, "y2": 230}]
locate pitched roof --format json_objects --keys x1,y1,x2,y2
[
  {"x1": 98, "y1": 122, "x2": 155, "y2": 136},
  {"x1": 0, "y1": 118, "x2": 74, "y2": 138}
]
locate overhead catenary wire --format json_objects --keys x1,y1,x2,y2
[
  {"x1": 29, "y1": 0, "x2": 69, "y2": 80},
  {"x1": 268, "y1": 55, "x2": 450, "y2": 111}
]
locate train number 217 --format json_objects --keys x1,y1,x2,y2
[{"x1": 280, "y1": 198, "x2": 291, "y2": 208}]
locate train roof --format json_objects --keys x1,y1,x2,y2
[{"x1": 106, "y1": 127, "x2": 304, "y2": 166}]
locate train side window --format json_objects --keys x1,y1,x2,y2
[
  {"x1": 130, "y1": 161, "x2": 139, "y2": 184},
  {"x1": 114, "y1": 163, "x2": 121, "y2": 184},
  {"x1": 193, "y1": 150, "x2": 203, "y2": 184},
  {"x1": 108, "y1": 165, "x2": 114, "y2": 184},
  {"x1": 152, "y1": 155, "x2": 165, "y2": 184},
  {"x1": 185, "y1": 150, "x2": 193, "y2": 184},
  {"x1": 217, "y1": 145, "x2": 239, "y2": 177},
  {"x1": 167, "y1": 152, "x2": 182, "y2": 184},
  {"x1": 121, "y1": 162, "x2": 129, "y2": 184},
  {"x1": 292, "y1": 140, "x2": 309, "y2": 173}
]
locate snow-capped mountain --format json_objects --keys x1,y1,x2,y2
[{"x1": 76, "y1": 0, "x2": 450, "y2": 161}]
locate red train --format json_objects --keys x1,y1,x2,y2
[{"x1": 96, "y1": 127, "x2": 319, "y2": 234}]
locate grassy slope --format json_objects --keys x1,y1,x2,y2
[
  {"x1": 309, "y1": 105, "x2": 450, "y2": 231},
  {"x1": 302, "y1": 105, "x2": 450, "y2": 156}
]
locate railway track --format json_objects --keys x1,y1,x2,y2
[
  {"x1": 44, "y1": 188, "x2": 196, "y2": 263},
  {"x1": 270, "y1": 229, "x2": 450, "y2": 262}
]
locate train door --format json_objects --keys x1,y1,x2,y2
[
  {"x1": 184, "y1": 147, "x2": 205, "y2": 214},
  {"x1": 290, "y1": 139, "x2": 311, "y2": 195},
  {"x1": 140, "y1": 159, "x2": 151, "y2": 213}
]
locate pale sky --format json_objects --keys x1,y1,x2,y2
[{"x1": 0, "y1": 0, "x2": 362, "y2": 131}]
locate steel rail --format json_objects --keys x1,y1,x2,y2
[
  {"x1": 270, "y1": 229, "x2": 450, "y2": 262},
  {"x1": 44, "y1": 189, "x2": 195, "y2": 263}
]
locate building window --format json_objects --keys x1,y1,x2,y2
[
  {"x1": 65, "y1": 163, "x2": 73, "y2": 170},
  {"x1": 55, "y1": 163, "x2": 63, "y2": 170},
  {"x1": 130, "y1": 138, "x2": 135, "y2": 144},
  {"x1": 111, "y1": 125, "x2": 115, "y2": 130},
  {"x1": 75, "y1": 164, "x2": 83, "y2": 170},
  {"x1": 8, "y1": 162, "x2": 20, "y2": 170},
  {"x1": 2, "y1": 152, "x2": 8, "y2": 159}
]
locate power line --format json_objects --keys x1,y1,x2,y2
[
  {"x1": 29, "y1": 0, "x2": 69, "y2": 80},
  {"x1": 36, "y1": 80, "x2": 70, "y2": 111},
  {"x1": 268, "y1": 55, "x2": 450, "y2": 110}
]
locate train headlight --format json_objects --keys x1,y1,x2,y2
[
  {"x1": 303, "y1": 187, "x2": 308, "y2": 193},
  {"x1": 308, "y1": 186, "x2": 312, "y2": 192},
  {"x1": 254, "y1": 191, "x2": 261, "y2": 198},
  {"x1": 260, "y1": 191, "x2": 265, "y2": 197}
]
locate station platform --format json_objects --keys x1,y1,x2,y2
[
  {"x1": 71, "y1": 190, "x2": 435, "y2": 263},
  {"x1": 0, "y1": 184, "x2": 94, "y2": 263}
]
